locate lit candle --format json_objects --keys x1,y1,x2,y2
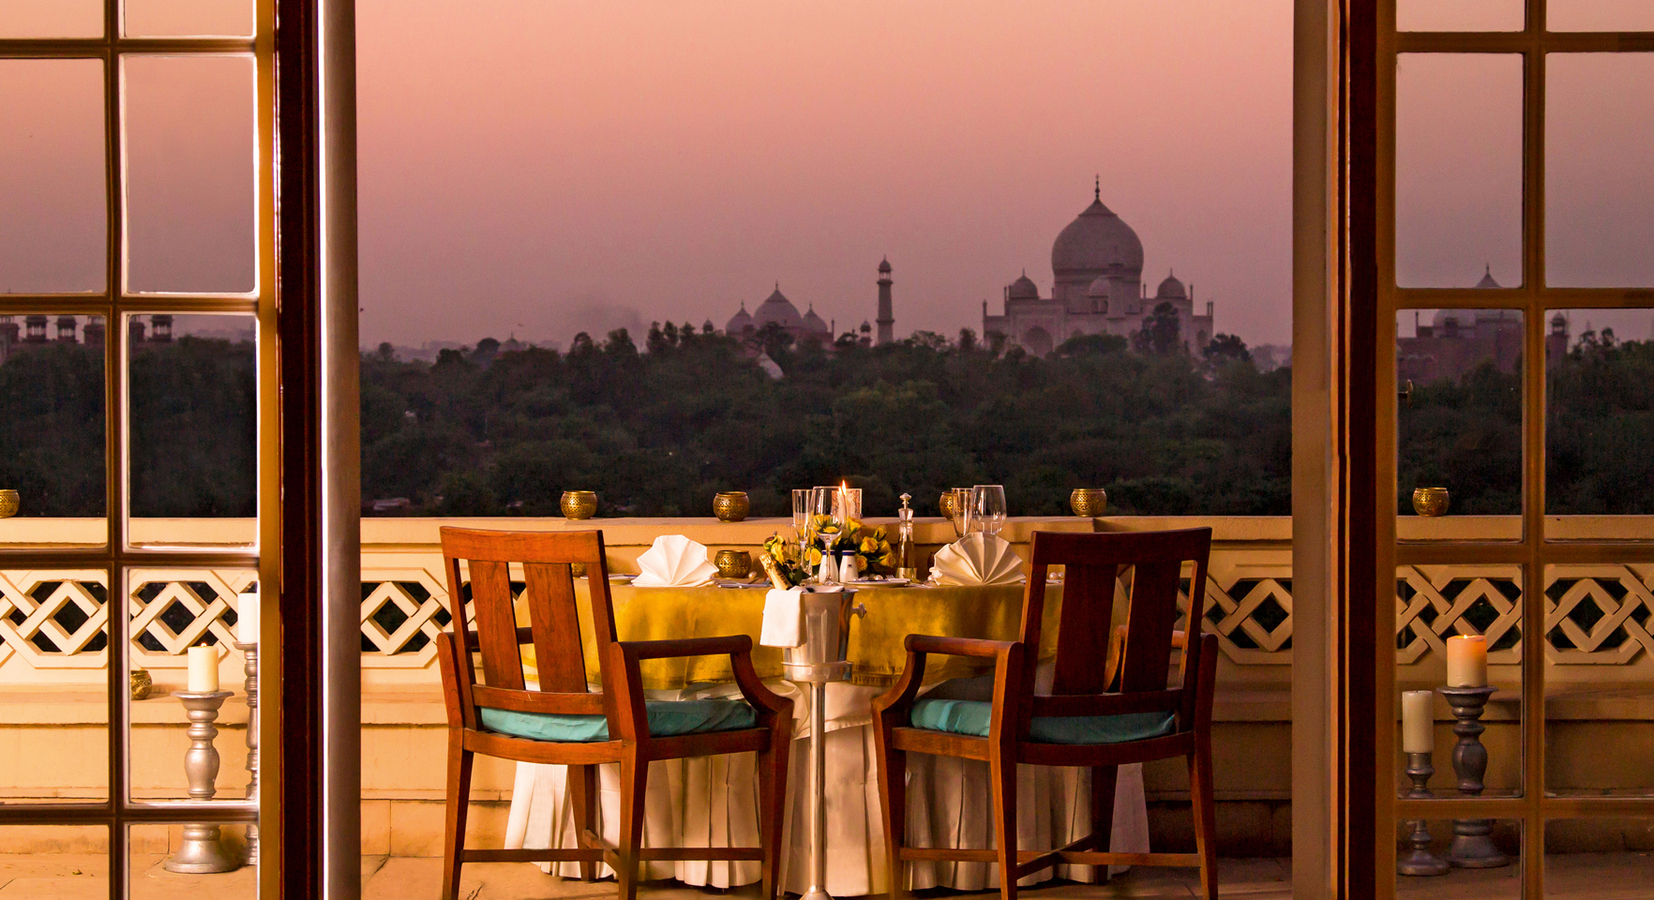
[
  {"x1": 1445, "y1": 634, "x2": 1488, "y2": 687},
  {"x1": 1401, "y1": 690, "x2": 1433, "y2": 753},
  {"x1": 187, "y1": 645, "x2": 219, "y2": 693},
  {"x1": 236, "y1": 590, "x2": 259, "y2": 645}
]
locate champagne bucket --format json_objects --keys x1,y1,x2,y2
[{"x1": 783, "y1": 588, "x2": 867, "y2": 684}]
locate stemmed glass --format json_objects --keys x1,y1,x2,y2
[
  {"x1": 970, "y1": 485, "x2": 1007, "y2": 537},
  {"x1": 947, "y1": 487, "x2": 971, "y2": 539},
  {"x1": 792, "y1": 489, "x2": 811, "y2": 569},
  {"x1": 807, "y1": 487, "x2": 842, "y2": 584}
]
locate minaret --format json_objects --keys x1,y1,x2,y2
[{"x1": 875, "y1": 256, "x2": 894, "y2": 345}]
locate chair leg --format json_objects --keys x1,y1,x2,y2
[
  {"x1": 757, "y1": 727, "x2": 791, "y2": 900},
  {"x1": 568, "y1": 764, "x2": 598, "y2": 882},
  {"x1": 1090, "y1": 764, "x2": 1118, "y2": 882},
  {"x1": 616, "y1": 752, "x2": 649, "y2": 900},
  {"x1": 1188, "y1": 741, "x2": 1220, "y2": 900},
  {"x1": 874, "y1": 744, "x2": 907, "y2": 900},
  {"x1": 441, "y1": 738, "x2": 474, "y2": 900},
  {"x1": 990, "y1": 754, "x2": 1018, "y2": 900}
]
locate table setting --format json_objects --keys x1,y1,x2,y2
[{"x1": 502, "y1": 483, "x2": 1147, "y2": 895}]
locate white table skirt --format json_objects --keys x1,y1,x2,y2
[{"x1": 502, "y1": 678, "x2": 1149, "y2": 896}]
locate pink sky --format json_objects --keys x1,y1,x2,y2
[{"x1": 3, "y1": 1, "x2": 1651, "y2": 348}]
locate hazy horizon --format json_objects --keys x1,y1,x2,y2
[{"x1": 4, "y1": 1, "x2": 1651, "y2": 351}]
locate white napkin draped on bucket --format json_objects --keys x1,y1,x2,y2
[
  {"x1": 630, "y1": 535, "x2": 719, "y2": 587},
  {"x1": 759, "y1": 588, "x2": 806, "y2": 647},
  {"x1": 929, "y1": 533, "x2": 1024, "y2": 586}
]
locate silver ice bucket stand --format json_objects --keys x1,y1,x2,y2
[{"x1": 785, "y1": 587, "x2": 866, "y2": 900}]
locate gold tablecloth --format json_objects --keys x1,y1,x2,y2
[{"x1": 519, "y1": 582, "x2": 1061, "y2": 689}]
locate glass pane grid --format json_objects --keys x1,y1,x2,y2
[{"x1": 3, "y1": 5, "x2": 269, "y2": 883}]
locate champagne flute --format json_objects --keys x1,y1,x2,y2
[
  {"x1": 971, "y1": 485, "x2": 1007, "y2": 536},
  {"x1": 948, "y1": 487, "x2": 971, "y2": 538},
  {"x1": 808, "y1": 486, "x2": 841, "y2": 584},
  {"x1": 792, "y1": 488, "x2": 811, "y2": 566}
]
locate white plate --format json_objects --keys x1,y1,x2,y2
[
  {"x1": 845, "y1": 577, "x2": 911, "y2": 587},
  {"x1": 608, "y1": 574, "x2": 635, "y2": 583}
]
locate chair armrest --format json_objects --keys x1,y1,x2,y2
[
  {"x1": 616, "y1": 635, "x2": 752, "y2": 660},
  {"x1": 873, "y1": 635, "x2": 1022, "y2": 723},
  {"x1": 607, "y1": 635, "x2": 793, "y2": 735},
  {"x1": 905, "y1": 634, "x2": 1018, "y2": 659}
]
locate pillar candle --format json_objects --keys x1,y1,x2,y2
[
  {"x1": 237, "y1": 590, "x2": 259, "y2": 644},
  {"x1": 1445, "y1": 634, "x2": 1488, "y2": 687},
  {"x1": 187, "y1": 646, "x2": 219, "y2": 693},
  {"x1": 1401, "y1": 690, "x2": 1433, "y2": 753}
]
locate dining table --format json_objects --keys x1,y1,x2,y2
[{"x1": 501, "y1": 578, "x2": 1150, "y2": 896}]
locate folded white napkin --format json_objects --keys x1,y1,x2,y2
[
  {"x1": 760, "y1": 588, "x2": 806, "y2": 647},
  {"x1": 631, "y1": 535, "x2": 719, "y2": 587},
  {"x1": 929, "y1": 534, "x2": 1024, "y2": 586}
]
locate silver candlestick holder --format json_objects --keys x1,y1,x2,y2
[
  {"x1": 1397, "y1": 751, "x2": 1448, "y2": 876},
  {"x1": 163, "y1": 690, "x2": 242, "y2": 874},
  {"x1": 1437, "y1": 685, "x2": 1510, "y2": 869},
  {"x1": 233, "y1": 641, "x2": 260, "y2": 865}
]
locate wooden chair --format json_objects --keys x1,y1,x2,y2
[
  {"x1": 872, "y1": 527, "x2": 1219, "y2": 900},
  {"x1": 435, "y1": 527, "x2": 794, "y2": 900}
]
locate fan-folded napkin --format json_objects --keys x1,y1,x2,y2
[
  {"x1": 759, "y1": 588, "x2": 806, "y2": 647},
  {"x1": 631, "y1": 535, "x2": 719, "y2": 587},
  {"x1": 929, "y1": 533, "x2": 1024, "y2": 586}
]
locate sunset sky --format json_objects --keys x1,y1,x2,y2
[{"x1": 2, "y1": 1, "x2": 1651, "y2": 349}]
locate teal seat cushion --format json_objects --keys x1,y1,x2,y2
[
  {"x1": 909, "y1": 698, "x2": 1176, "y2": 745},
  {"x1": 478, "y1": 698, "x2": 757, "y2": 743}
]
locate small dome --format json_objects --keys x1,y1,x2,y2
[
  {"x1": 1475, "y1": 265, "x2": 1502, "y2": 290},
  {"x1": 725, "y1": 303, "x2": 754, "y2": 333},
  {"x1": 1087, "y1": 275, "x2": 1110, "y2": 298},
  {"x1": 878, "y1": 257, "x2": 892, "y2": 274},
  {"x1": 1551, "y1": 312, "x2": 1567, "y2": 328},
  {"x1": 801, "y1": 304, "x2": 829, "y2": 334},
  {"x1": 1008, "y1": 272, "x2": 1039, "y2": 300},
  {"x1": 752, "y1": 286, "x2": 803, "y2": 330},
  {"x1": 702, "y1": 319, "x2": 715, "y2": 332},
  {"x1": 1155, "y1": 271, "x2": 1187, "y2": 300},
  {"x1": 860, "y1": 320, "x2": 872, "y2": 332}
]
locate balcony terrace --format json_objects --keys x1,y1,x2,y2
[{"x1": 2, "y1": 514, "x2": 1651, "y2": 880}]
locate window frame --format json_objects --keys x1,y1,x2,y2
[{"x1": 1335, "y1": 1, "x2": 1654, "y2": 897}]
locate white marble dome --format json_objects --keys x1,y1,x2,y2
[
  {"x1": 1051, "y1": 195, "x2": 1144, "y2": 278},
  {"x1": 752, "y1": 287, "x2": 803, "y2": 330}
]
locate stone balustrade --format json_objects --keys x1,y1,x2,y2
[{"x1": 2, "y1": 515, "x2": 1651, "y2": 856}]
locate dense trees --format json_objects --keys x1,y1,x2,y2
[{"x1": 2, "y1": 326, "x2": 1647, "y2": 520}]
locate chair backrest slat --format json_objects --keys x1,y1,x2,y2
[
  {"x1": 440, "y1": 527, "x2": 612, "y2": 704},
  {"x1": 1048, "y1": 561, "x2": 1119, "y2": 695},
  {"x1": 469, "y1": 558, "x2": 526, "y2": 690},
  {"x1": 522, "y1": 561, "x2": 589, "y2": 691},
  {"x1": 1117, "y1": 558, "x2": 1184, "y2": 693}
]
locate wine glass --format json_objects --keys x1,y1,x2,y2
[
  {"x1": 971, "y1": 485, "x2": 1007, "y2": 536},
  {"x1": 807, "y1": 486, "x2": 841, "y2": 584}
]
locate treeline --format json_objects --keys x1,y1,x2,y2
[
  {"x1": 359, "y1": 324, "x2": 1290, "y2": 518},
  {"x1": 3, "y1": 325, "x2": 1648, "y2": 520}
]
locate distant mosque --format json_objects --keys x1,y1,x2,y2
[
  {"x1": 984, "y1": 181, "x2": 1215, "y2": 357},
  {"x1": 725, "y1": 260, "x2": 897, "y2": 348}
]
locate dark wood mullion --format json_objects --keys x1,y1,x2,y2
[
  {"x1": 1346, "y1": 1, "x2": 1382, "y2": 897},
  {"x1": 275, "y1": 0, "x2": 325, "y2": 897}
]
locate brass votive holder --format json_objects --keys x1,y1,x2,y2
[
  {"x1": 1412, "y1": 487, "x2": 1450, "y2": 517},
  {"x1": 938, "y1": 490, "x2": 958, "y2": 520},
  {"x1": 713, "y1": 491, "x2": 750, "y2": 522},
  {"x1": 571, "y1": 562, "x2": 587, "y2": 578},
  {"x1": 130, "y1": 668, "x2": 153, "y2": 701},
  {"x1": 560, "y1": 491, "x2": 598, "y2": 520},
  {"x1": 1070, "y1": 488, "x2": 1108, "y2": 517},
  {"x1": 0, "y1": 489, "x2": 18, "y2": 518},
  {"x1": 715, "y1": 550, "x2": 753, "y2": 579}
]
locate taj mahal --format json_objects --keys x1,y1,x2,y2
[
  {"x1": 723, "y1": 182, "x2": 1214, "y2": 357},
  {"x1": 984, "y1": 182, "x2": 1214, "y2": 356}
]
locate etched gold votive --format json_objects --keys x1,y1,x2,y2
[
  {"x1": 1412, "y1": 487, "x2": 1450, "y2": 517},
  {"x1": 715, "y1": 550, "x2": 753, "y2": 579},
  {"x1": 713, "y1": 492, "x2": 750, "y2": 522},
  {"x1": 0, "y1": 489, "x2": 18, "y2": 518},
  {"x1": 1070, "y1": 488, "x2": 1108, "y2": 517},
  {"x1": 560, "y1": 491, "x2": 597, "y2": 520},
  {"x1": 938, "y1": 490, "x2": 958, "y2": 520},
  {"x1": 130, "y1": 668, "x2": 153, "y2": 701}
]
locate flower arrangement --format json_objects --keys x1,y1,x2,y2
[{"x1": 763, "y1": 515, "x2": 895, "y2": 583}]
